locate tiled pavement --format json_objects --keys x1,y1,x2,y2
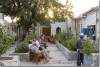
[
  {"x1": 20, "y1": 45, "x2": 76, "y2": 66},
  {"x1": 0, "y1": 43, "x2": 98, "y2": 67},
  {"x1": 0, "y1": 42, "x2": 98, "y2": 67},
  {"x1": 0, "y1": 43, "x2": 76, "y2": 66}
]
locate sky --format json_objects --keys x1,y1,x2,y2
[
  {"x1": 59, "y1": 0, "x2": 99, "y2": 17},
  {"x1": 4, "y1": 0, "x2": 99, "y2": 22}
]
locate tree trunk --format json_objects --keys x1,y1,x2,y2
[{"x1": 11, "y1": 17, "x2": 14, "y2": 33}]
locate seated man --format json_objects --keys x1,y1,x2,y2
[
  {"x1": 39, "y1": 38, "x2": 48, "y2": 49},
  {"x1": 49, "y1": 35, "x2": 56, "y2": 44},
  {"x1": 35, "y1": 38, "x2": 51, "y2": 63},
  {"x1": 39, "y1": 41, "x2": 52, "y2": 60},
  {"x1": 35, "y1": 39, "x2": 40, "y2": 48},
  {"x1": 29, "y1": 40, "x2": 49, "y2": 64},
  {"x1": 28, "y1": 40, "x2": 40, "y2": 62}
]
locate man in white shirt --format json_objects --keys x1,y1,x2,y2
[
  {"x1": 29, "y1": 40, "x2": 40, "y2": 53},
  {"x1": 35, "y1": 39, "x2": 40, "y2": 48},
  {"x1": 28, "y1": 40, "x2": 41, "y2": 63}
]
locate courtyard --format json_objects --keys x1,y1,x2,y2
[{"x1": 0, "y1": 0, "x2": 100, "y2": 67}]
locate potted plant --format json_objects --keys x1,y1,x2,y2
[{"x1": 82, "y1": 37, "x2": 96, "y2": 65}]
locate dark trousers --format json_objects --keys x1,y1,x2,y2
[
  {"x1": 29, "y1": 50, "x2": 33, "y2": 61},
  {"x1": 80, "y1": 53, "x2": 84, "y2": 64},
  {"x1": 77, "y1": 50, "x2": 84, "y2": 66}
]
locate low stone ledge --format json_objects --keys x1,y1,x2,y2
[
  {"x1": 91, "y1": 53, "x2": 99, "y2": 66},
  {"x1": 0, "y1": 56, "x2": 20, "y2": 66},
  {"x1": 0, "y1": 57, "x2": 13, "y2": 60},
  {"x1": 56, "y1": 42, "x2": 99, "y2": 66},
  {"x1": 56, "y1": 42, "x2": 77, "y2": 60},
  {"x1": 9, "y1": 52, "x2": 29, "y2": 62}
]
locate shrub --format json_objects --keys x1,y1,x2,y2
[
  {"x1": 56, "y1": 31, "x2": 76, "y2": 51},
  {"x1": 82, "y1": 38, "x2": 96, "y2": 55},
  {"x1": 0, "y1": 25, "x2": 16, "y2": 55},
  {"x1": 56, "y1": 32, "x2": 66, "y2": 43},
  {"x1": 64, "y1": 37, "x2": 76, "y2": 51},
  {"x1": 24, "y1": 32, "x2": 36, "y2": 43},
  {"x1": 15, "y1": 42, "x2": 29, "y2": 53},
  {"x1": 15, "y1": 32, "x2": 36, "y2": 53}
]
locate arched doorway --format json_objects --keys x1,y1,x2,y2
[
  {"x1": 42, "y1": 27, "x2": 51, "y2": 36},
  {"x1": 56, "y1": 27, "x2": 61, "y2": 34}
]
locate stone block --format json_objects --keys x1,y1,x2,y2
[{"x1": 9, "y1": 52, "x2": 29, "y2": 62}]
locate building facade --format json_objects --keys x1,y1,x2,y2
[
  {"x1": 51, "y1": 22, "x2": 67, "y2": 36},
  {"x1": 35, "y1": 20, "x2": 73, "y2": 37},
  {"x1": 75, "y1": 7, "x2": 99, "y2": 38},
  {"x1": 74, "y1": 6, "x2": 99, "y2": 50}
]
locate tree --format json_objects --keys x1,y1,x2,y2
[
  {"x1": 52, "y1": 0, "x2": 73, "y2": 21},
  {"x1": 0, "y1": 0, "x2": 21, "y2": 22},
  {"x1": 0, "y1": 0, "x2": 73, "y2": 39},
  {"x1": 33, "y1": 0, "x2": 73, "y2": 22}
]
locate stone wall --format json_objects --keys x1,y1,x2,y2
[
  {"x1": 9, "y1": 53, "x2": 29, "y2": 62},
  {"x1": 56, "y1": 42, "x2": 77, "y2": 60},
  {"x1": 56, "y1": 42, "x2": 99, "y2": 66},
  {"x1": 51, "y1": 22, "x2": 68, "y2": 36},
  {"x1": 0, "y1": 56, "x2": 20, "y2": 66}
]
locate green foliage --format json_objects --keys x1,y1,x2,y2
[
  {"x1": 15, "y1": 32, "x2": 36, "y2": 53},
  {"x1": 64, "y1": 37, "x2": 76, "y2": 51},
  {"x1": 24, "y1": 32, "x2": 36, "y2": 43},
  {"x1": 82, "y1": 38, "x2": 96, "y2": 55},
  {"x1": 56, "y1": 31, "x2": 76, "y2": 51},
  {"x1": 15, "y1": 42, "x2": 29, "y2": 53},
  {"x1": 64, "y1": 31, "x2": 76, "y2": 51},
  {"x1": 56, "y1": 32, "x2": 66, "y2": 43},
  {"x1": 0, "y1": 0, "x2": 73, "y2": 34},
  {"x1": 0, "y1": 25, "x2": 16, "y2": 55}
]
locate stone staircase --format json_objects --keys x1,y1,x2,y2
[
  {"x1": 0, "y1": 43, "x2": 76, "y2": 66},
  {"x1": 20, "y1": 45, "x2": 76, "y2": 66}
]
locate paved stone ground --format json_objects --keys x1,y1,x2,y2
[
  {"x1": 0, "y1": 41, "x2": 20, "y2": 66},
  {"x1": 0, "y1": 42, "x2": 76, "y2": 66},
  {"x1": 0, "y1": 56, "x2": 20, "y2": 66},
  {"x1": 0, "y1": 42, "x2": 96, "y2": 67},
  {"x1": 20, "y1": 44, "x2": 76, "y2": 66}
]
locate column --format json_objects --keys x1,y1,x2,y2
[{"x1": 99, "y1": 1, "x2": 100, "y2": 51}]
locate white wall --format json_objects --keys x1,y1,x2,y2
[
  {"x1": 51, "y1": 22, "x2": 68, "y2": 36},
  {"x1": 79, "y1": 8, "x2": 99, "y2": 35},
  {"x1": 81, "y1": 11, "x2": 96, "y2": 28},
  {"x1": 96, "y1": 8, "x2": 99, "y2": 38},
  {"x1": 99, "y1": 1, "x2": 100, "y2": 47}
]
